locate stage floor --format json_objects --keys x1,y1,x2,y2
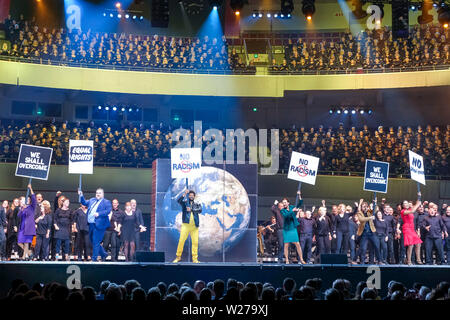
[{"x1": 1, "y1": 261, "x2": 449, "y2": 297}]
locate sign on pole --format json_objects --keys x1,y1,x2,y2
[
  {"x1": 287, "y1": 151, "x2": 320, "y2": 185},
  {"x1": 69, "y1": 140, "x2": 94, "y2": 174},
  {"x1": 363, "y1": 159, "x2": 389, "y2": 193},
  {"x1": 408, "y1": 150, "x2": 426, "y2": 186},
  {"x1": 15, "y1": 144, "x2": 53, "y2": 180},
  {"x1": 171, "y1": 148, "x2": 202, "y2": 179}
]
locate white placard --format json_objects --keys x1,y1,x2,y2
[
  {"x1": 68, "y1": 140, "x2": 94, "y2": 174},
  {"x1": 409, "y1": 150, "x2": 426, "y2": 185},
  {"x1": 287, "y1": 151, "x2": 320, "y2": 185},
  {"x1": 171, "y1": 148, "x2": 202, "y2": 179}
]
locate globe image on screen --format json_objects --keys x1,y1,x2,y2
[{"x1": 162, "y1": 166, "x2": 251, "y2": 257}]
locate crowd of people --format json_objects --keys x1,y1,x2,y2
[
  {"x1": 0, "y1": 119, "x2": 448, "y2": 177},
  {"x1": 0, "y1": 15, "x2": 254, "y2": 73},
  {"x1": 3, "y1": 277, "x2": 450, "y2": 301},
  {"x1": 0, "y1": 184, "x2": 147, "y2": 262},
  {"x1": 259, "y1": 192, "x2": 449, "y2": 265},
  {"x1": 271, "y1": 25, "x2": 450, "y2": 72}
]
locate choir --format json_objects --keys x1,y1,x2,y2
[{"x1": 260, "y1": 192, "x2": 450, "y2": 265}]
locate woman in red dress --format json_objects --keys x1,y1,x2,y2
[{"x1": 400, "y1": 193, "x2": 423, "y2": 265}]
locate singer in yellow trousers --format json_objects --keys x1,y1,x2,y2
[
  {"x1": 174, "y1": 213, "x2": 199, "y2": 263},
  {"x1": 173, "y1": 189, "x2": 202, "y2": 263}
]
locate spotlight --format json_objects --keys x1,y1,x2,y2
[
  {"x1": 105, "y1": 106, "x2": 110, "y2": 111},
  {"x1": 344, "y1": 109, "x2": 349, "y2": 114},
  {"x1": 235, "y1": 11, "x2": 240, "y2": 16},
  {"x1": 121, "y1": 107, "x2": 125, "y2": 112},
  {"x1": 360, "y1": 109, "x2": 365, "y2": 114},
  {"x1": 252, "y1": 12, "x2": 257, "y2": 18},
  {"x1": 98, "y1": 106, "x2": 102, "y2": 110},
  {"x1": 337, "y1": 109, "x2": 342, "y2": 114},
  {"x1": 444, "y1": 23, "x2": 449, "y2": 28},
  {"x1": 351, "y1": 109, "x2": 356, "y2": 115},
  {"x1": 306, "y1": 15, "x2": 312, "y2": 21},
  {"x1": 368, "y1": 109, "x2": 373, "y2": 115},
  {"x1": 129, "y1": 108, "x2": 133, "y2": 112},
  {"x1": 329, "y1": 109, "x2": 333, "y2": 114},
  {"x1": 136, "y1": 108, "x2": 140, "y2": 112},
  {"x1": 280, "y1": 13, "x2": 284, "y2": 18},
  {"x1": 287, "y1": 13, "x2": 291, "y2": 18},
  {"x1": 113, "y1": 106, "x2": 117, "y2": 111},
  {"x1": 115, "y1": 2, "x2": 121, "y2": 9},
  {"x1": 213, "y1": 6, "x2": 217, "y2": 10},
  {"x1": 125, "y1": 14, "x2": 129, "y2": 19},
  {"x1": 110, "y1": 13, "x2": 114, "y2": 18},
  {"x1": 140, "y1": 16, "x2": 144, "y2": 20},
  {"x1": 118, "y1": 14, "x2": 122, "y2": 18},
  {"x1": 133, "y1": 15, "x2": 137, "y2": 19},
  {"x1": 267, "y1": 13, "x2": 271, "y2": 18},
  {"x1": 230, "y1": 0, "x2": 244, "y2": 16},
  {"x1": 302, "y1": 0, "x2": 315, "y2": 20},
  {"x1": 274, "y1": 13, "x2": 278, "y2": 18},
  {"x1": 258, "y1": 13, "x2": 263, "y2": 18},
  {"x1": 410, "y1": 5, "x2": 416, "y2": 11},
  {"x1": 103, "y1": 12, "x2": 107, "y2": 17}
]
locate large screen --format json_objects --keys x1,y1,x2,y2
[{"x1": 151, "y1": 159, "x2": 257, "y2": 263}]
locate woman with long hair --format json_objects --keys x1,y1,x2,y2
[
  {"x1": 374, "y1": 211, "x2": 388, "y2": 264},
  {"x1": 34, "y1": 200, "x2": 52, "y2": 261},
  {"x1": 280, "y1": 191, "x2": 306, "y2": 264},
  {"x1": 0, "y1": 200, "x2": 8, "y2": 260},
  {"x1": 17, "y1": 183, "x2": 37, "y2": 260},
  {"x1": 401, "y1": 193, "x2": 423, "y2": 265},
  {"x1": 6, "y1": 198, "x2": 20, "y2": 259}
]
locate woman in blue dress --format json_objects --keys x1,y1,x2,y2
[
  {"x1": 281, "y1": 191, "x2": 306, "y2": 264},
  {"x1": 17, "y1": 183, "x2": 37, "y2": 261}
]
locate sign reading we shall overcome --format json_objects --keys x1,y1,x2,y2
[
  {"x1": 15, "y1": 144, "x2": 53, "y2": 180},
  {"x1": 171, "y1": 148, "x2": 202, "y2": 179},
  {"x1": 408, "y1": 150, "x2": 426, "y2": 185},
  {"x1": 363, "y1": 159, "x2": 389, "y2": 193},
  {"x1": 287, "y1": 152, "x2": 320, "y2": 185},
  {"x1": 69, "y1": 140, "x2": 94, "y2": 174}
]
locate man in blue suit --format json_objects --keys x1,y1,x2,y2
[{"x1": 78, "y1": 188, "x2": 112, "y2": 262}]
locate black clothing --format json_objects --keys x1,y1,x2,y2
[{"x1": 54, "y1": 208, "x2": 72, "y2": 240}]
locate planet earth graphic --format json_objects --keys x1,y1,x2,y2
[{"x1": 162, "y1": 166, "x2": 251, "y2": 257}]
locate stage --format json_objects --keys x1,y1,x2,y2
[{"x1": 1, "y1": 261, "x2": 449, "y2": 297}]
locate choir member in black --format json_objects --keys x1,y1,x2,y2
[
  {"x1": 72, "y1": 204, "x2": 90, "y2": 261},
  {"x1": 314, "y1": 201, "x2": 333, "y2": 262},
  {"x1": 54, "y1": 198, "x2": 73, "y2": 261},
  {"x1": 414, "y1": 202, "x2": 427, "y2": 262},
  {"x1": 121, "y1": 202, "x2": 146, "y2": 261},
  {"x1": 329, "y1": 205, "x2": 338, "y2": 254},
  {"x1": 130, "y1": 199, "x2": 145, "y2": 252},
  {"x1": 6, "y1": 198, "x2": 20, "y2": 259},
  {"x1": 422, "y1": 203, "x2": 447, "y2": 265},
  {"x1": 349, "y1": 214, "x2": 359, "y2": 264},
  {"x1": 383, "y1": 205, "x2": 397, "y2": 264},
  {"x1": 50, "y1": 192, "x2": 65, "y2": 260},
  {"x1": 271, "y1": 200, "x2": 285, "y2": 263},
  {"x1": 261, "y1": 216, "x2": 278, "y2": 256},
  {"x1": 333, "y1": 203, "x2": 356, "y2": 255},
  {"x1": 104, "y1": 199, "x2": 124, "y2": 262},
  {"x1": 34, "y1": 200, "x2": 52, "y2": 261},
  {"x1": 443, "y1": 206, "x2": 450, "y2": 264},
  {"x1": 374, "y1": 211, "x2": 388, "y2": 264},
  {"x1": 298, "y1": 208, "x2": 315, "y2": 264},
  {"x1": 0, "y1": 200, "x2": 7, "y2": 260}
]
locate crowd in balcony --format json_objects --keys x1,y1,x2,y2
[
  {"x1": 271, "y1": 25, "x2": 450, "y2": 72},
  {"x1": 0, "y1": 15, "x2": 252, "y2": 73},
  {"x1": 0, "y1": 119, "x2": 448, "y2": 177}
]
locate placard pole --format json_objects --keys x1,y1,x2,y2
[
  {"x1": 417, "y1": 182, "x2": 421, "y2": 201},
  {"x1": 79, "y1": 174, "x2": 82, "y2": 192},
  {"x1": 295, "y1": 181, "x2": 302, "y2": 205},
  {"x1": 373, "y1": 192, "x2": 377, "y2": 213},
  {"x1": 25, "y1": 178, "x2": 32, "y2": 200}
]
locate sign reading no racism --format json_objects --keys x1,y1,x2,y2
[
  {"x1": 364, "y1": 159, "x2": 389, "y2": 193},
  {"x1": 287, "y1": 152, "x2": 320, "y2": 185},
  {"x1": 69, "y1": 140, "x2": 94, "y2": 174},
  {"x1": 171, "y1": 148, "x2": 202, "y2": 179},
  {"x1": 15, "y1": 144, "x2": 53, "y2": 180},
  {"x1": 408, "y1": 150, "x2": 426, "y2": 185}
]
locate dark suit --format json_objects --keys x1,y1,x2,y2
[
  {"x1": 80, "y1": 195, "x2": 112, "y2": 261},
  {"x1": 133, "y1": 208, "x2": 144, "y2": 251},
  {"x1": 0, "y1": 208, "x2": 6, "y2": 259}
]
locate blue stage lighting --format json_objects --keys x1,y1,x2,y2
[
  {"x1": 98, "y1": 105, "x2": 102, "y2": 110},
  {"x1": 274, "y1": 13, "x2": 278, "y2": 18},
  {"x1": 140, "y1": 16, "x2": 144, "y2": 20},
  {"x1": 368, "y1": 109, "x2": 373, "y2": 115},
  {"x1": 252, "y1": 13, "x2": 257, "y2": 18},
  {"x1": 213, "y1": 6, "x2": 217, "y2": 10},
  {"x1": 337, "y1": 109, "x2": 341, "y2": 114},
  {"x1": 351, "y1": 109, "x2": 356, "y2": 114},
  {"x1": 112, "y1": 106, "x2": 117, "y2": 111},
  {"x1": 118, "y1": 14, "x2": 122, "y2": 18},
  {"x1": 133, "y1": 15, "x2": 137, "y2": 19},
  {"x1": 344, "y1": 109, "x2": 349, "y2": 114},
  {"x1": 287, "y1": 13, "x2": 291, "y2": 18},
  {"x1": 267, "y1": 13, "x2": 271, "y2": 18},
  {"x1": 105, "y1": 106, "x2": 110, "y2": 111},
  {"x1": 129, "y1": 108, "x2": 133, "y2": 112},
  {"x1": 103, "y1": 12, "x2": 106, "y2": 17},
  {"x1": 258, "y1": 13, "x2": 263, "y2": 17},
  {"x1": 110, "y1": 13, "x2": 114, "y2": 18},
  {"x1": 125, "y1": 14, "x2": 129, "y2": 19},
  {"x1": 329, "y1": 109, "x2": 333, "y2": 114},
  {"x1": 360, "y1": 109, "x2": 364, "y2": 114}
]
